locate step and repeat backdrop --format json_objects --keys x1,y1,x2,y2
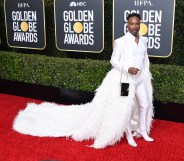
[{"x1": 4, "y1": 0, "x2": 175, "y2": 57}]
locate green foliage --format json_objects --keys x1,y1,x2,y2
[
  {"x1": 1, "y1": 51, "x2": 183, "y2": 104},
  {"x1": 151, "y1": 64, "x2": 184, "y2": 103},
  {"x1": 0, "y1": 51, "x2": 111, "y2": 91}
]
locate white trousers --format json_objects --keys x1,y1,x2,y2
[
  {"x1": 134, "y1": 76, "x2": 150, "y2": 131},
  {"x1": 126, "y1": 74, "x2": 150, "y2": 136}
]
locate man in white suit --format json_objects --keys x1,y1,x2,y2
[{"x1": 110, "y1": 13, "x2": 154, "y2": 147}]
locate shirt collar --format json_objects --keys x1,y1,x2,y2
[{"x1": 126, "y1": 32, "x2": 140, "y2": 41}]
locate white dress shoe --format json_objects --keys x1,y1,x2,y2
[
  {"x1": 137, "y1": 129, "x2": 154, "y2": 142},
  {"x1": 126, "y1": 135, "x2": 138, "y2": 147}
]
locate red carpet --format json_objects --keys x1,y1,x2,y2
[{"x1": 0, "y1": 93, "x2": 184, "y2": 161}]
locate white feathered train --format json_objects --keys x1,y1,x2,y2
[{"x1": 13, "y1": 67, "x2": 154, "y2": 149}]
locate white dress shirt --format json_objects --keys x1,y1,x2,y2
[{"x1": 127, "y1": 32, "x2": 146, "y2": 71}]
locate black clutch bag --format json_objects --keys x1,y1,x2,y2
[{"x1": 120, "y1": 83, "x2": 129, "y2": 96}]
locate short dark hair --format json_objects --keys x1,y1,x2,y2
[{"x1": 126, "y1": 13, "x2": 141, "y2": 21}]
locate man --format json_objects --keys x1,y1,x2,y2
[{"x1": 110, "y1": 13, "x2": 154, "y2": 147}]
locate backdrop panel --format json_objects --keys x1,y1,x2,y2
[
  {"x1": 113, "y1": 0, "x2": 175, "y2": 57},
  {"x1": 55, "y1": 0, "x2": 104, "y2": 53},
  {"x1": 4, "y1": 0, "x2": 46, "y2": 49}
]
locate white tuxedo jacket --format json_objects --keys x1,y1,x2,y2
[{"x1": 110, "y1": 32, "x2": 151, "y2": 82}]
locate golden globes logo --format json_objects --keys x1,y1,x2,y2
[
  {"x1": 12, "y1": 10, "x2": 38, "y2": 43},
  {"x1": 63, "y1": 10, "x2": 94, "y2": 45}
]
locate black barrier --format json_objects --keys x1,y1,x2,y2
[
  {"x1": 4, "y1": 0, "x2": 46, "y2": 49},
  {"x1": 113, "y1": 0, "x2": 175, "y2": 57},
  {"x1": 55, "y1": 0, "x2": 104, "y2": 53}
]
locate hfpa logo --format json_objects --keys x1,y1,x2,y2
[
  {"x1": 134, "y1": 0, "x2": 153, "y2": 6},
  {"x1": 70, "y1": 1, "x2": 86, "y2": 7}
]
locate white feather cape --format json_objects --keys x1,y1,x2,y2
[{"x1": 13, "y1": 68, "x2": 154, "y2": 149}]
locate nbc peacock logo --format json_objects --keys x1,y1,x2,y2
[
  {"x1": 70, "y1": 1, "x2": 77, "y2": 7},
  {"x1": 69, "y1": 1, "x2": 86, "y2": 7}
]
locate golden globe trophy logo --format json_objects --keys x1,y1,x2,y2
[
  {"x1": 63, "y1": 10, "x2": 94, "y2": 46},
  {"x1": 55, "y1": 0, "x2": 104, "y2": 53},
  {"x1": 12, "y1": 10, "x2": 38, "y2": 43},
  {"x1": 113, "y1": 0, "x2": 175, "y2": 57},
  {"x1": 4, "y1": 0, "x2": 46, "y2": 49}
]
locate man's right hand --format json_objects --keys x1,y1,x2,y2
[{"x1": 128, "y1": 67, "x2": 139, "y2": 75}]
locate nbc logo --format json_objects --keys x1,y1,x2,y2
[
  {"x1": 70, "y1": 2, "x2": 77, "y2": 6},
  {"x1": 70, "y1": 1, "x2": 86, "y2": 7}
]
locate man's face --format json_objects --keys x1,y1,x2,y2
[{"x1": 128, "y1": 16, "x2": 140, "y2": 37}]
